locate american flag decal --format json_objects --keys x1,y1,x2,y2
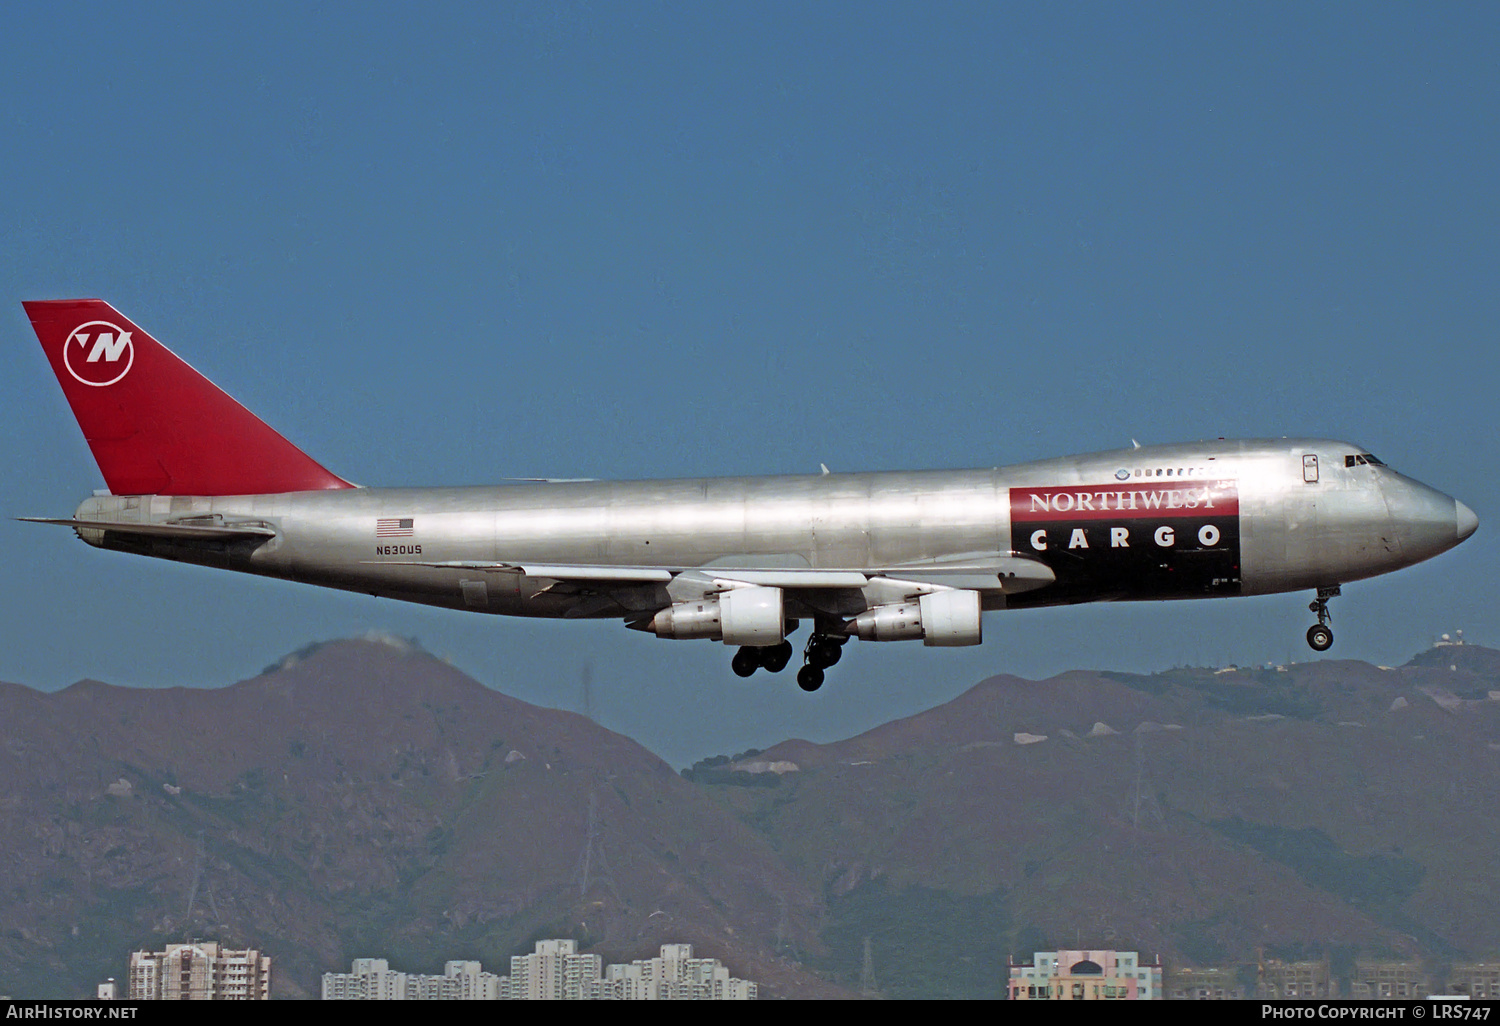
[{"x1": 376, "y1": 518, "x2": 415, "y2": 537}]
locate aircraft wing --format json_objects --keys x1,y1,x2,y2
[
  {"x1": 872, "y1": 553, "x2": 1055, "y2": 592},
  {"x1": 363, "y1": 560, "x2": 676, "y2": 582},
  {"x1": 364, "y1": 552, "x2": 1054, "y2": 593}
]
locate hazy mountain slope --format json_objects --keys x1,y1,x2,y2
[
  {"x1": 0, "y1": 638, "x2": 840, "y2": 998},
  {"x1": 720, "y1": 651, "x2": 1500, "y2": 995},
  {"x1": 6, "y1": 637, "x2": 1497, "y2": 999}
]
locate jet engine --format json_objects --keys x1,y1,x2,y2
[
  {"x1": 647, "y1": 585, "x2": 786, "y2": 645},
  {"x1": 847, "y1": 589, "x2": 982, "y2": 647}
]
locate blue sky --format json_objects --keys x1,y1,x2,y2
[{"x1": 2, "y1": 2, "x2": 1496, "y2": 768}]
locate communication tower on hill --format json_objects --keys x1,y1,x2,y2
[{"x1": 574, "y1": 788, "x2": 619, "y2": 901}]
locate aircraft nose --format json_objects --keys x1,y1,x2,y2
[
  {"x1": 1383, "y1": 475, "x2": 1476, "y2": 561},
  {"x1": 1456, "y1": 499, "x2": 1479, "y2": 542}
]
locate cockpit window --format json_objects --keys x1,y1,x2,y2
[
  {"x1": 1363, "y1": 453, "x2": 1384, "y2": 466},
  {"x1": 1345, "y1": 453, "x2": 1385, "y2": 468}
]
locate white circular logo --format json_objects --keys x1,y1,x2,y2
[{"x1": 63, "y1": 321, "x2": 135, "y2": 387}]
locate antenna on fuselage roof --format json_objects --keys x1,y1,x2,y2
[{"x1": 1131, "y1": 439, "x2": 1142, "y2": 450}]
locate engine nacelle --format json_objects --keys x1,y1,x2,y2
[
  {"x1": 847, "y1": 590, "x2": 982, "y2": 647},
  {"x1": 648, "y1": 586, "x2": 786, "y2": 645},
  {"x1": 719, "y1": 586, "x2": 786, "y2": 646},
  {"x1": 919, "y1": 589, "x2": 982, "y2": 646},
  {"x1": 848, "y1": 602, "x2": 924, "y2": 642},
  {"x1": 649, "y1": 598, "x2": 723, "y2": 640}
]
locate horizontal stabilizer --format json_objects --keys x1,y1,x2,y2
[{"x1": 18, "y1": 517, "x2": 277, "y2": 540}]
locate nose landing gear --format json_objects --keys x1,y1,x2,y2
[
  {"x1": 1306, "y1": 586, "x2": 1340, "y2": 652},
  {"x1": 1306, "y1": 623, "x2": 1333, "y2": 652}
]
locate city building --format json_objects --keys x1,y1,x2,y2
[
  {"x1": 598, "y1": 943, "x2": 758, "y2": 1000},
  {"x1": 413, "y1": 961, "x2": 504, "y2": 1000},
  {"x1": 1167, "y1": 966, "x2": 1245, "y2": 1000},
  {"x1": 1347, "y1": 959, "x2": 1430, "y2": 1000},
  {"x1": 1009, "y1": 950, "x2": 1163, "y2": 1000},
  {"x1": 507, "y1": 940, "x2": 602, "y2": 1000},
  {"x1": 128, "y1": 942, "x2": 271, "y2": 1000},
  {"x1": 323, "y1": 940, "x2": 757, "y2": 999},
  {"x1": 1257, "y1": 958, "x2": 1337, "y2": 999},
  {"x1": 321, "y1": 957, "x2": 503, "y2": 999},
  {"x1": 1449, "y1": 962, "x2": 1500, "y2": 999},
  {"x1": 321, "y1": 957, "x2": 406, "y2": 1000}
]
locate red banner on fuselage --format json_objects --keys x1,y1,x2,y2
[{"x1": 1010, "y1": 480, "x2": 1239, "y2": 522}]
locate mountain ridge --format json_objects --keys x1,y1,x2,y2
[{"x1": 3, "y1": 636, "x2": 1498, "y2": 998}]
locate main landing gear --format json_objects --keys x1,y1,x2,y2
[
  {"x1": 731, "y1": 630, "x2": 847, "y2": 692},
  {"x1": 731, "y1": 640, "x2": 795, "y2": 678},
  {"x1": 796, "y1": 633, "x2": 847, "y2": 692},
  {"x1": 1306, "y1": 585, "x2": 1340, "y2": 652}
]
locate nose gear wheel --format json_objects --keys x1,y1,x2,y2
[
  {"x1": 1305, "y1": 586, "x2": 1340, "y2": 651},
  {"x1": 1306, "y1": 624, "x2": 1334, "y2": 652}
]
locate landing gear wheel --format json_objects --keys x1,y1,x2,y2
[
  {"x1": 761, "y1": 640, "x2": 794, "y2": 673},
  {"x1": 1305, "y1": 585, "x2": 1340, "y2": 652},
  {"x1": 797, "y1": 664, "x2": 825, "y2": 692},
  {"x1": 731, "y1": 648, "x2": 760, "y2": 677},
  {"x1": 805, "y1": 634, "x2": 844, "y2": 670},
  {"x1": 1306, "y1": 624, "x2": 1334, "y2": 652}
]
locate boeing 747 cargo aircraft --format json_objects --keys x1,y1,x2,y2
[{"x1": 22, "y1": 300, "x2": 1478, "y2": 691}]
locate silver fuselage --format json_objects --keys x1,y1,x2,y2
[{"x1": 64, "y1": 438, "x2": 1472, "y2": 634}]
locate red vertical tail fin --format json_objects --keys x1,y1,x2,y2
[{"x1": 24, "y1": 299, "x2": 354, "y2": 496}]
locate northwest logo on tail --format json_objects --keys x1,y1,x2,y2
[{"x1": 63, "y1": 321, "x2": 134, "y2": 386}]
